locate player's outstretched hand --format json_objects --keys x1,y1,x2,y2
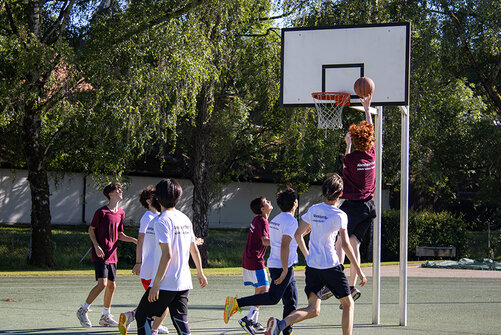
[
  {"x1": 359, "y1": 93, "x2": 372, "y2": 111},
  {"x1": 195, "y1": 237, "x2": 204, "y2": 246},
  {"x1": 345, "y1": 132, "x2": 351, "y2": 145},
  {"x1": 198, "y1": 273, "x2": 208, "y2": 288}
]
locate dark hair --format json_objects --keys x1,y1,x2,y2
[
  {"x1": 155, "y1": 178, "x2": 182, "y2": 209},
  {"x1": 322, "y1": 173, "x2": 343, "y2": 201},
  {"x1": 276, "y1": 188, "x2": 297, "y2": 212},
  {"x1": 103, "y1": 183, "x2": 122, "y2": 200},
  {"x1": 139, "y1": 186, "x2": 161, "y2": 212},
  {"x1": 250, "y1": 197, "x2": 266, "y2": 215}
]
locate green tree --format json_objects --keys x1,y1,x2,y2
[{"x1": 0, "y1": 0, "x2": 205, "y2": 268}]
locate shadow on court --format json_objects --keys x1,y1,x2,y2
[{"x1": 0, "y1": 273, "x2": 500, "y2": 334}]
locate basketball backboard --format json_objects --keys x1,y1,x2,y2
[{"x1": 280, "y1": 23, "x2": 411, "y2": 107}]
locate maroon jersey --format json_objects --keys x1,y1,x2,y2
[
  {"x1": 242, "y1": 216, "x2": 269, "y2": 270},
  {"x1": 341, "y1": 147, "x2": 376, "y2": 201},
  {"x1": 90, "y1": 206, "x2": 125, "y2": 263}
]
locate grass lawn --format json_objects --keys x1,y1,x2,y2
[{"x1": 0, "y1": 224, "x2": 498, "y2": 271}]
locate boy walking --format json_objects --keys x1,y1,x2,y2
[
  {"x1": 118, "y1": 186, "x2": 169, "y2": 334},
  {"x1": 134, "y1": 178, "x2": 208, "y2": 335},
  {"x1": 265, "y1": 174, "x2": 367, "y2": 335},
  {"x1": 77, "y1": 182, "x2": 137, "y2": 327},
  {"x1": 225, "y1": 189, "x2": 299, "y2": 335},
  {"x1": 225, "y1": 196, "x2": 272, "y2": 334}
]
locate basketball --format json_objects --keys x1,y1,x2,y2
[{"x1": 354, "y1": 77, "x2": 375, "y2": 97}]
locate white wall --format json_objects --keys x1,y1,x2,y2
[{"x1": 0, "y1": 169, "x2": 389, "y2": 228}]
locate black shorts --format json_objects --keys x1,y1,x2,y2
[
  {"x1": 304, "y1": 265, "x2": 350, "y2": 300},
  {"x1": 93, "y1": 261, "x2": 117, "y2": 281},
  {"x1": 340, "y1": 199, "x2": 376, "y2": 243}
]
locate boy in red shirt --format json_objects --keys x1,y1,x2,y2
[
  {"x1": 77, "y1": 183, "x2": 137, "y2": 328},
  {"x1": 333, "y1": 94, "x2": 376, "y2": 304},
  {"x1": 225, "y1": 196, "x2": 272, "y2": 334}
]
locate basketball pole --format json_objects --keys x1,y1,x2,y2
[
  {"x1": 372, "y1": 106, "x2": 383, "y2": 325},
  {"x1": 399, "y1": 105, "x2": 409, "y2": 326}
]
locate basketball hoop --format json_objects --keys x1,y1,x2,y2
[{"x1": 312, "y1": 92, "x2": 350, "y2": 130}]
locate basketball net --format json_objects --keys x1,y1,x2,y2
[{"x1": 311, "y1": 92, "x2": 351, "y2": 130}]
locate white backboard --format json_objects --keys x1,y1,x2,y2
[{"x1": 280, "y1": 23, "x2": 411, "y2": 107}]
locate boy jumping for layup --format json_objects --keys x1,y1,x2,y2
[
  {"x1": 265, "y1": 174, "x2": 367, "y2": 335},
  {"x1": 225, "y1": 189, "x2": 299, "y2": 335},
  {"x1": 332, "y1": 93, "x2": 376, "y2": 304}
]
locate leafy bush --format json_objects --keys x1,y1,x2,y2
[{"x1": 381, "y1": 210, "x2": 469, "y2": 261}]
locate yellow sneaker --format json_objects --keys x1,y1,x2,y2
[{"x1": 223, "y1": 296, "x2": 241, "y2": 324}]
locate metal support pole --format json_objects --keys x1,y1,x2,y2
[
  {"x1": 399, "y1": 105, "x2": 409, "y2": 326},
  {"x1": 372, "y1": 106, "x2": 383, "y2": 325}
]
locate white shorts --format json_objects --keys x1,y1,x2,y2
[{"x1": 242, "y1": 268, "x2": 269, "y2": 288}]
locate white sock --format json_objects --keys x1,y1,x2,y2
[
  {"x1": 102, "y1": 307, "x2": 110, "y2": 315},
  {"x1": 82, "y1": 302, "x2": 90, "y2": 310},
  {"x1": 247, "y1": 306, "x2": 259, "y2": 322}
]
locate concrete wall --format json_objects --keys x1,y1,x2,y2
[{"x1": 0, "y1": 169, "x2": 389, "y2": 228}]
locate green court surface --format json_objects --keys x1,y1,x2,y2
[{"x1": 0, "y1": 272, "x2": 500, "y2": 335}]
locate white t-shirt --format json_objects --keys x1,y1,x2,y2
[
  {"x1": 139, "y1": 210, "x2": 158, "y2": 280},
  {"x1": 267, "y1": 212, "x2": 299, "y2": 269},
  {"x1": 301, "y1": 202, "x2": 348, "y2": 269},
  {"x1": 150, "y1": 209, "x2": 196, "y2": 291}
]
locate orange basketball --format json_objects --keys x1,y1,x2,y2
[{"x1": 354, "y1": 77, "x2": 375, "y2": 97}]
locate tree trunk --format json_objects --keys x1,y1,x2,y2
[
  {"x1": 23, "y1": 102, "x2": 55, "y2": 268},
  {"x1": 191, "y1": 82, "x2": 213, "y2": 268}
]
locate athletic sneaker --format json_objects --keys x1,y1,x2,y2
[
  {"x1": 318, "y1": 286, "x2": 334, "y2": 301},
  {"x1": 339, "y1": 287, "x2": 361, "y2": 309},
  {"x1": 76, "y1": 307, "x2": 92, "y2": 327},
  {"x1": 223, "y1": 296, "x2": 241, "y2": 324},
  {"x1": 252, "y1": 321, "x2": 266, "y2": 334},
  {"x1": 99, "y1": 313, "x2": 119, "y2": 327},
  {"x1": 118, "y1": 310, "x2": 135, "y2": 335},
  {"x1": 238, "y1": 316, "x2": 256, "y2": 334},
  {"x1": 264, "y1": 317, "x2": 280, "y2": 335},
  {"x1": 157, "y1": 324, "x2": 169, "y2": 334}
]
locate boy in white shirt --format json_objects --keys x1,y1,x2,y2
[
  {"x1": 225, "y1": 188, "x2": 299, "y2": 335},
  {"x1": 265, "y1": 174, "x2": 367, "y2": 335},
  {"x1": 119, "y1": 186, "x2": 169, "y2": 334},
  {"x1": 134, "y1": 179, "x2": 208, "y2": 335}
]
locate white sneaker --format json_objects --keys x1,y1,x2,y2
[
  {"x1": 99, "y1": 313, "x2": 119, "y2": 327},
  {"x1": 76, "y1": 307, "x2": 92, "y2": 327},
  {"x1": 157, "y1": 324, "x2": 169, "y2": 334}
]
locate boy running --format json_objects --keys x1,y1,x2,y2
[
  {"x1": 134, "y1": 178, "x2": 207, "y2": 335},
  {"x1": 77, "y1": 183, "x2": 137, "y2": 328},
  {"x1": 225, "y1": 189, "x2": 299, "y2": 335},
  {"x1": 231, "y1": 196, "x2": 272, "y2": 333},
  {"x1": 265, "y1": 174, "x2": 367, "y2": 335}
]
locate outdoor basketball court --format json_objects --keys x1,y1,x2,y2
[{"x1": 0, "y1": 266, "x2": 500, "y2": 334}]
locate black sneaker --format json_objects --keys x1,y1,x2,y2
[
  {"x1": 339, "y1": 287, "x2": 361, "y2": 309},
  {"x1": 238, "y1": 316, "x2": 256, "y2": 335},
  {"x1": 252, "y1": 320, "x2": 266, "y2": 334},
  {"x1": 318, "y1": 286, "x2": 334, "y2": 301}
]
